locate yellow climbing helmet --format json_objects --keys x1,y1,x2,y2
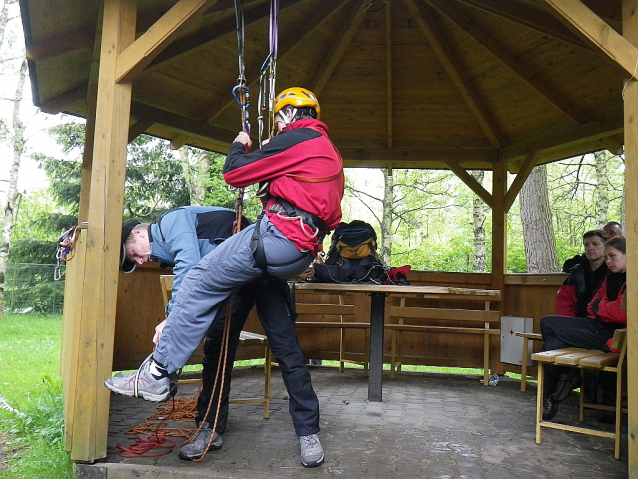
[{"x1": 274, "y1": 87, "x2": 321, "y2": 120}]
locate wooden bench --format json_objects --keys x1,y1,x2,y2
[
  {"x1": 160, "y1": 275, "x2": 272, "y2": 418},
  {"x1": 515, "y1": 332, "x2": 543, "y2": 392},
  {"x1": 386, "y1": 294, "x2": 501, "y2": 386},
  {"x1": 294, "y1": 294, "x2": 370, "y2": 375},
  {"x1": 531, "y1": 328, "x2": 627, "y2": 459}
]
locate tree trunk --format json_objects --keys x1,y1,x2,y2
[
  {"x1": 380, "y1": 169, "x2": 393, "y2": 265},
  {"x1": 593, "y1": 150, "x2": 609, "y2": 228},
  {"x1": 519, "y1": 165, "x2": 559, "y2": 273},
  {"x1": 0, "y1": 59, "x2": 27, "y2": 318},
  {"x1": 179, "y1": 147, "x2": 210, "y2": 206},
  {"x1": 471, "y1": 170, "x2": 487, "y2": 273}
]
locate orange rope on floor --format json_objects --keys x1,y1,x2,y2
[{"x1": 118, "y1": 392, "x2": 201, "y2": 457}]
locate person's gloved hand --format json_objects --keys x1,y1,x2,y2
[{"x1": 153, "y1": 319, "x2": 167, "y2": 345}]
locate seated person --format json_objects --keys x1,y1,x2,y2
[
  {"x1": 540, "y1": 237, "x2": 626, "y2": 421},
  {"x1": 603, "y1": 221, "x2": 623, "y2": 240},
  {"x1": 556, "y1": 230, "x2": 608, "y2": 318}
]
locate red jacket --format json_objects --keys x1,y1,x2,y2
[
  {"x1": 586, "y1": 277, "x2": 627, "y2": 325},
  {"x1": 224, "y1": 119, "x2": 344, "y2": 254}
]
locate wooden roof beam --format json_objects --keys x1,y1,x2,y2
[
  {"x1": 499, "y1": 117, "x2": 624, "y2": 163},
  {"x1": 147, "y1": 0, "x2": 299, "y2": 71},
  {"x1": 541, "y1": 0, "x2": 638, "y2": 78},
  {"x1": 504, "y1": 152, "x2": 537, "y2": 211},
  {"x1": 26, "y1": 29, "x2": 95, "y2": 61},
  {"x1": 40, "y1": 84, "x2": 88, "y2": 114},
  {"x1": 130, "y1": 101, "x2": 237, "y2": 144},
  {"x1": 445, "y1": 162, "x2": 493, "y2": 207},
  {"x1": 428, "y1": 0, "x2": 588, "y2": 125},
  {"x1": 116, "y1": 0, "x2": 221, "y2": 83},
  {"x1": 170, "y1": 1, "x2": 345, "y2": 149},
  {"x1": 406, "y1": 0, "x2": 504, "y2": 149},
  {"x1": 455, "y1": 0, "x2": 589, "y2": 49},
  {"x1": 311, "y1": 0, "x2": 371, "y2": 96}
]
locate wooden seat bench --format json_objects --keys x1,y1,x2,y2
[
  {"x1": 515, "y1": 332, "x2": 543, "y2": 392},
  {"x1": 295, "y1": 296, "x2": 371, "y2": 374},
  {"x1": 386, "y1": 295, "x2": 501, "y2": 386},
  {"x1": 531, "y1": 328, "x2": 627, "y2": 459}
]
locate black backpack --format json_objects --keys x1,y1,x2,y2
[{"x1": 313, "y1": 220, "x2": 387, "y2": 283}]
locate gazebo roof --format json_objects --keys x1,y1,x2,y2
[{"x1": 20, "y1": 0, "x2": 626, "y2": 171}]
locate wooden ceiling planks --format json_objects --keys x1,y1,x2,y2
[{"x1": 19, "y1": 0, "x2": 628, "y2": 171}]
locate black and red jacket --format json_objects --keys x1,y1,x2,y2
[
  {"x1": 223, "y1": 119, "x2": 344, "y2": 255},
  {"x1": 555, "y1": 260, "x2": 608, "y2": 317}
]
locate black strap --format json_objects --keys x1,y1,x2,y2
[{"x1": 252, "y1": 215, "x2": 268, "y2": 269}]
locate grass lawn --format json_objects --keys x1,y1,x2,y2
[{"x1": 0, "y1": 313, "x2": 72, "y2": 479}]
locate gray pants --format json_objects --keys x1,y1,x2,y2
[{"x1": 154, "y1": 217, "x2": 312, "y2": 373}]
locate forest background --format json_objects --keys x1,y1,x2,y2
[{"x1": 0, "y1": 0, "x2": 626, "y2": 316}]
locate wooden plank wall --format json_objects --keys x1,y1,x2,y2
[{"x1": 113, "y1": 270, "x2": 566, "y2": 374}]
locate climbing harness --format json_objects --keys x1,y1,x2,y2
[{"x1": 54, "y1": 222, "x2": 87, "y2": 280}]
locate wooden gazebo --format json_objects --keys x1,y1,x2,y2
[{"x1": 19, "y1": 0, "x2": 637, "y2": 471}]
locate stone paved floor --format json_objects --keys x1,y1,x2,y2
[{"x1": 100, "y1": 366, "x2": 628, "y2": 478}]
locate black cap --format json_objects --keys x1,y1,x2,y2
[{"x1": 120, "y1": 220, "x2": 141, "y2": 273}]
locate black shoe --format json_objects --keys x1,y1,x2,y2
[
  {"x1": 178, "y1": 423, "x2": 223, "y2": 460},
  {"x1": 552, "y1": 372, "x2": 581, "y2": 402},
  {"x1": 542, "y1": 397, "x2": 558, "y2": 420}
]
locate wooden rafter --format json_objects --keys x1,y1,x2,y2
[
  {"x1": 312, "y1": 0, "x2": 371, "y2": 96},
  {"x1": 499, "y1": 118, "x2": 624, "y2": 163},
  {"x1": 130, "y1": 101, "x2": 237, "y2": 144},
  {"x1": 541, "y1": 0, "x2": 638, "y2": 78},
  {"x1": 128, "y1": 120, "x2": 155, "y2": 142},
  {"x1": 40, "y1": 85, "x2": 88, "y2": 114},
  {"x1": 428, "y1": 0, "x2": 588, "y2": 125},
  {"x1": 405, "y1": 0, "x2": 504, "y2": 149},
  {"x1": 26, "y1": 29, "x2": 94, "y2": 61},
  {"x1": 504, "y1": 152, "x2": 537, "y2": 211},
  {"x1": 116, "y1": 0, "x2": 221, "y2": 83},
  {"x1": 170, "y1": 0, "x2": 345, "y2": 149},
  {"x1": 146, "y1": 0, "x2": 299, "y2": 72},
  {"x1": 455, "y1": 0, "x2": 589, "y2": 49},
  {"x1": 445, "y1": 162, "x2": 493, "y2": 207}
]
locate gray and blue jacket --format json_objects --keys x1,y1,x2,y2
[{"x1": 150, "y1": 206, "x2": 250, "y2": 312}]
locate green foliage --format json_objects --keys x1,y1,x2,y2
[
  {"x1": 202, "y1": 151, "x2": 263, "y2": 221},
  {"x1": 0, "y1": 315, "x2": 72, "y2": 478}
]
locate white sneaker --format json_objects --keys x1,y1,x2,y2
[
  {"x1": 299, "y1": 434, "x2": 324, "y2": 468},
  {"x1": 104, "y1": 358, "x2": 171, "y2": 402}
]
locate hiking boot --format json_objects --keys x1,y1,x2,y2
[
  {"x1": 104, "y1": 358, "x2": 171, "y2": 402},
  {"x1": 542, "y1": 397, "x2": 558, "y2": 420},
  {"x1": 178, "y1": 423, "x2": 222, "y2": 460},
  {"x1": 299, "y1": 434, "x2": 324, "y2": 468},
  {"x1": 552, "y1": 372, "x2": 581, "y2": 402}
]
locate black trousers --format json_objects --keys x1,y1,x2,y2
[
  {"x1": 540, "y1": 315, "x2": 618, "y2": 397},
  {"x1": 196, "y1": 275, "x2": 320, "y2": 437}
]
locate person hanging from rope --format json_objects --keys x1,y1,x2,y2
[
  {"x1": 116, "y1": 205, "x2": 326, "y2": 466},
  {"x1": 106, "y1": 88, "x2": 344, "y2": 467}
]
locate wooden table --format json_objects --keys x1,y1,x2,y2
[{"x1": 290, "y1": 282, "x2": 501, "y2": 402}]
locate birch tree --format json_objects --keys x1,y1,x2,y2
[
  {"x1": 470, "y1": 170, "x2": 487, "y2": 273},
  {"x1": 0, "y1": 58, "x2": 26, "y2": 317}
]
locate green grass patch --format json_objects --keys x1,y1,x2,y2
[{"x1": 0, "y1": 313, "x2": 72, "y2": 479}]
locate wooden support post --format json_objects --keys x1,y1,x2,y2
[
  {"x1": 622, "y1": 0, "x2": 638, "y2": 472},
  {"x1": 490, "y1": 161, "x2": 507, "y2": 373},
  {"x1": 62, "y1": 0, "x2": 136, "y2": 463}
]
